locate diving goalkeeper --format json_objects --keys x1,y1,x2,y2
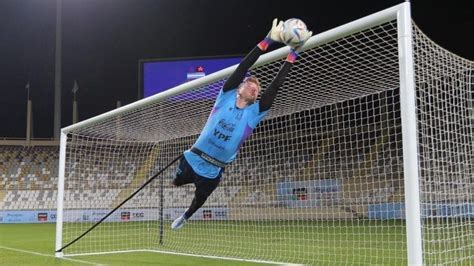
[{"x1": 171, "y1": 19, "x2": 312, "y2": 230}]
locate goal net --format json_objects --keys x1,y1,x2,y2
[{"x1": 55, "y1": 3, "x2": 473, "y2": 265}]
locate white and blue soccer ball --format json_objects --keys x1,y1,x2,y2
[{"x1": 280, "y1": 18, "x2": 310, "y2": 47}]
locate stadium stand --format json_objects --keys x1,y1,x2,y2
[
  {"x1": 0, "y1": 119, "x2": 414, "y2": 214},
  {"x1": 0, "y1": 146, "x2": 58, "y2": 190}
]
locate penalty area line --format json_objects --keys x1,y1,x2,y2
[{"x1": 0, "y1": 245, "x2": 103, "y2": 266}]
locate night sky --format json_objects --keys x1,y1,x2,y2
[{"x1": 0, "y1": 0, "x2": 472, "y2": 138}]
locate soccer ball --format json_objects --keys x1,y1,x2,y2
[{"x1": 280, "y1": 18, "x2": 310, "y2": 47}]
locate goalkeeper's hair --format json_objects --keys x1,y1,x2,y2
[{"x1": 241, "y1": 76, "x2": 261, "y2": 90}]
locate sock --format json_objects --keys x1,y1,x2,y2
[{"x1": 183, "y1": 210, "x2": 191, "y2": 220}]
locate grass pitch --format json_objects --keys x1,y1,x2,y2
[
  {"x1": 0, "y1": 223, "x2": 262, "y2": 266},
  {"x1": 0, "y1": 220, "x2": 471, "y2": 265}
]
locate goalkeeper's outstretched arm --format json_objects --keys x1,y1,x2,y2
[
  {"x1": 259, "y1": 27, "x2": 313, "y2": 112},
  {"x1": 222, "y1": 19, "x2": 284, "y2": 92},
  {"x1": 259, "y1": 33, "x2": 313, "y2": 112},
  {"x1": 222, "y1": 47, "x2": 264, "y2": 92},
  {"x1": 258, "y1": 60, "x2": 293, "y2": 112}
]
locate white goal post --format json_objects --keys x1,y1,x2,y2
[{"x1": 55, "y1": 3, "x2": 473, "y2": 265}]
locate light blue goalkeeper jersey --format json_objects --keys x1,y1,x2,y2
[{"x1": 184, "y1": 89, "x2": 269, "y2": 178}]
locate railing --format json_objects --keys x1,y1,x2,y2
[{"x1": 0, "y1": 138, "x2": 59, "y2": 146}]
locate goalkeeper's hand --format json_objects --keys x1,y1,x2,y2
[
  {"x1": 286, "y1": 30, "x2": 312, "y2": 63},
  {"x1": 267, "y1": 18, "x2": 284, "y2": 43},
  {"x1": 290, "y1": 30, "x2": 313, "y2": 50},
  {"x1": 258, "y1": 18, "x2": 284, "y2": 51}
]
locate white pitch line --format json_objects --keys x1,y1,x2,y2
[
  {"x1": 0, "y1": 245, "x2": 104, "y2": 266},
  {"x1": 148, "y1": 250, "x2": 304, "y2": 266}
]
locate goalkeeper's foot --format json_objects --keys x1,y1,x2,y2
[{"x1": 171, "y1": 214, "x2": 187, "y2": 230}]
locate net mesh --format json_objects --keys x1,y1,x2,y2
[
  {"x1": 413, "y1": 27, "x2": 473, "y2": 265},
  {"x1": 58, "y1": 18, "x2": 473, "y2": 265}
]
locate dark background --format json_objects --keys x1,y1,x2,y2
[{"x1": 0, "y1": 0, "x2": 472, "y2": 138}]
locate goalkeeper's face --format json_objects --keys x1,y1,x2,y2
[{"x1": 238, "y1": 80, "x2": 261, "y2": 104}]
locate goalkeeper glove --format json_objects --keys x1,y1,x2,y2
[
  {"x1": 286, "y1": 30, "x2": 312, "y2": 63},
  {"x1": 290, "y1": 30, "x2": 313, "y2": 50},
  {"x1": 267, "y1": 18, "x2": 284, "y2": 43},
  {"x1": 258, "y1": 18, "x2": 284, "y2": 51}
]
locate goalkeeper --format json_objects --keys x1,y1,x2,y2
[{"x1": 171, "y1": 19, "x2": 312, "y2": 230}]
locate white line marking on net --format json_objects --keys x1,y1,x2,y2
[{"x1": 0, "y1": 245, "x2": 104, "y2": 266}]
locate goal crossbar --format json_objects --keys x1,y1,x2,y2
[{"x1": 60, "y1": 3, "x2": 404, "y2": 134}]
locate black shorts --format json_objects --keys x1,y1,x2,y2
[{"x1": 173, "y1": 156, "x2": 222, "y2": 198}]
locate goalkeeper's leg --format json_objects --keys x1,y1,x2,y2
[
  {"x1": 172, "y1": 157, "x2": 194, "y2": 186},
  {"x1": 172, "y1": 177, "x2": 221, "y2": 230},
  {"x1": 185, "y1": 176, "x2": 221, "y2": 218},
  {"x1": 172, "y1": 158, "x2": 222, "y2": 230}
]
